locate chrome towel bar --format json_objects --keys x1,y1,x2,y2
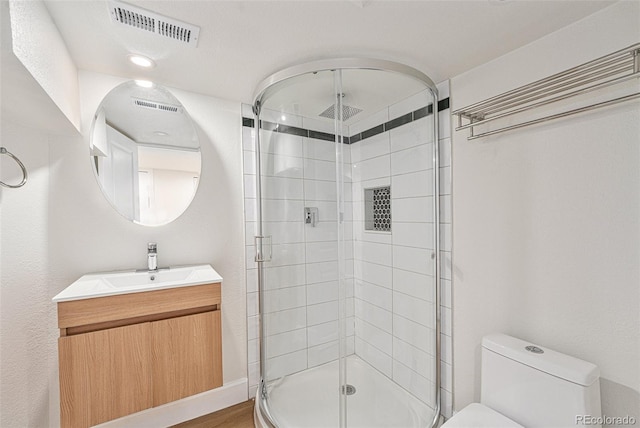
[
  {"x1": 0, "y1": 147, "x2": 28, "y2": 188},
  {"x1": 453, "y1": 43, "x2": 640, "y2": 140}
]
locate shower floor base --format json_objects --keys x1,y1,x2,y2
[{"x1": 255, "y1": 355, "x2": 435, "y2": 428}]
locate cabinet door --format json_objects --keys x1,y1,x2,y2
[
  {"x1": 59, "y1": 323, "x2": 152, "y2": 428},
  {"x1": 151, "y1": 311, "x2": 222, "y2": 406}
]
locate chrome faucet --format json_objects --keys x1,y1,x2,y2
[{"x1": 147, "y1": 242, "x2": 158, "y2": 272}]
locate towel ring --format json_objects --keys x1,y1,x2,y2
[{"x1": 0, "y1": 147, "x2": 28, "y2": 188}]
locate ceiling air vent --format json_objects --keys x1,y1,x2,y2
[
  {"x1": 109, "y1": 0, "x2": 200, "y2": 47},
  {"x1": 132, "y1": 98, "x2": 182, "y2": 114}
]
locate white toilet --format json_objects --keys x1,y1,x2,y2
[{"x1": 443, "y1": 333, "x2": 602, "y2": 428}]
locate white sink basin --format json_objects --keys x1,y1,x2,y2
[
  {"x1": 53, "y1": 264, "x2": 222, "y2": 302},
  {"x1": 104, "y1": 268, "x2": 195, "y2": 288}
]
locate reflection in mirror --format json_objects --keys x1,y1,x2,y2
[{"x1": 90, "y1": 81, "x2": 201, "y2": 226}]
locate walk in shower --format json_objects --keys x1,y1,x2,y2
[{"x1": 250, "y1": 59, "x2": 441, "y2": 428}]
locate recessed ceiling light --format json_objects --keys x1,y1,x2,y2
[
  {"x1": 154, "y1": 131, "x2": 169, "y2": 136},
  {"x1": 135, "y1": 80, "x2": 154, "y2": 88},
  {"x1": 128, "y1": 54, "x2": 156, "y2": 68}
]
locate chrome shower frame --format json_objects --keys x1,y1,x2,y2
[{"x1": 251, "y1": 58, "x2": 442, "y2": 428}]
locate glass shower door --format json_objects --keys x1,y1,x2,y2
[
  {"x1": 253, "y1": 62, "x2": 439, "y2": 428},
  {"x1": 255, "y1": 69, "x2": 349, "y2": 428}
]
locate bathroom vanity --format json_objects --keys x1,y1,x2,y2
[{"x1": 53, "y1": 265, "x2": 222, "y2": 428}]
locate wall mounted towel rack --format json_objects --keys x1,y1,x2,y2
[
  {"x1": 0, "y1": 147, "x2": 28, "y2": 188},
  {"x1": 453, "y1": 43, "x2": 640, "y2": 140}
]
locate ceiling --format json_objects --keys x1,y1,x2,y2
[
  {"x1": 43, "y1": 0, "x2": 616, "y2": 105},
  {"x1": 100, "y1": 80, "x2": 199, "y2": 148}
]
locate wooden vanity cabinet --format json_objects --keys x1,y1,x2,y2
[{"x1": 57, "y1": 283, "x2": 222, "y2": 428}]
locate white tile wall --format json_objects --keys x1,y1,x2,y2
[
  {"x1": 308, "y1": 320, "x2": 339, "y2": 346},
  {"x1": 265, "y1": 328, "x2": 307, "y2": 359},
  {"x1": 392, "y1": 246, "x2": 434, "y2": 276},
  {"x1": 393, "y1": 268, "x2": 434, "y2": 302},
  {"x1": 242, "y1": 79, "x2": 453, "y2": 415},
  {"x1": 354, "y1": 261, "x2": 392, "y2": 288},
  {"x1": 389, "y1": 90, "x2": 432, "y2": 121},
  {"x1": 355, "y1": 318, "x2": 392, "y2": 355},
  {"x1": 392, "y1": 360, "x2": 434, "y2": 406},
  {"x1": 352, "y1": 155, "x2": 390, "y2": 182},
  {"x1": 393, "y1": 222, "x2": 434, "y2": 249},
  {"x1": 391, "y1": 170, "x2": 433, "y2": 199},
  {"x1": 390, "y1": 144, "x2": 433, "y2": 176},
  {"x1": 303, "y1": 137, "x2": 352, "y2": 163},
  {"x1": 265, "y1": 349, "x2": 307, "y2": 381},
  {"x1": 392, "y1": 196, "x2": 434, "y2": 223},
  {"x1": 306, "y1": 260, "x2": 338, "y2": 284},
  {"x1": 354, "y1": 280, "x2": 392, "y2": 310},
  {"x1": 264, "y1": 307, "x2": 306, "y2": 336},
  {"x1": 304, "y1": 158, "x2": 337, "y2": 182},
  {"x1": 393, "y1": 292, "x2": 434, "y2": 328},
  {"x1": 259, "y1": 130, "x2": 304, "y2": 158},
  {"x1": 390, "y1": 117, "x2": 433, "y2": 152},
  {"x1": 393, "y1": 337, "x2": 435, "y2": 380},
  {"x1": 354, "y1": 337, "x2": 393, "y2": 377},
  {"x1": 354, "y1": 241, "x2": 392, "y2": 266},
  {"x1": 349, "y1": 108, "x2": 389, "y2": 136},
  {"x1": 262, "y1": 264, "x2": 306, "y2": 290},
  {"x1": 261, "y1": 153, "x2": 304, "y2": 179},
  {"x1": 303, "y1": 179, "x2": 336, "y2": 201},
  {"x1": 264, "y1": 221, "x2": 305, "y2": 244},
  {"x1": 347, "y1": 83, "x2": 454, "y2": 412},
  {"x1": 245, "y1": 243, "x2": 305, "y2": 269},
  {"x1": 308, "y1": 340, "x2": 340, "y2": 368},
  {"x1": 354, "y1": 298, "x2": 392, "y2": 333},
  {"x1": 263, "y1": 286, "x2": 306, "y2": 313},
  {"x1": 393, "y1": 315, "x2": 434, "y2": 355},
  {"x1": 307, "y1": 301, "x2": 339, "y2": 326},
  {"x1": 261, "y1": 176, "x2": 304, "y2": 200},
  {"x1": 307, "y1": 281, "x2": 339, "y2": 305}
]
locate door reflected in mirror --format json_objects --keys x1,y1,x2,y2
[{"x1": 90, "y1": 81, "x2": 201, "y2": 226}]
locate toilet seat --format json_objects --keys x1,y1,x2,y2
[{"x1": 441, "y1": 403, "x2": 524, "y2": 428}]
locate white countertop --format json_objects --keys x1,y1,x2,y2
[{"x1": 52, "y1": 264, "x2": 222, "y2": 302}]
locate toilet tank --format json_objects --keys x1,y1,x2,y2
[{"x1": 481, "y1": 334, "x2": 602, "y2": 428}]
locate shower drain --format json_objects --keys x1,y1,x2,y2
[{"x1": 341, "y1": 384, "x2": 356, "y2": 395}]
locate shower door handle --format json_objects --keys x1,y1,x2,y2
[{"x1": 254, "y1": 235, "x2": 272, "y2": 262}]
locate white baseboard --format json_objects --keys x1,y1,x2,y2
[{"x1": 95, "y1": 378, "x2": 248, "y2": 427}]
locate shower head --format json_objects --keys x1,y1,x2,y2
[
  {"x1": 318, "y1": 104, "x2": 363, "y2": 121},
  {"x1": 318, "y1": 94, "x2": 363, "y2": 121}
]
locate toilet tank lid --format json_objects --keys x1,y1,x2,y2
[{"x1": 482, "y1": 334, "x2": 600, "y2": 386}]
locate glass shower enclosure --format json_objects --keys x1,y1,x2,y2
[{"x1": 251, "y1": 59, "x2": 440, "y2": 428}]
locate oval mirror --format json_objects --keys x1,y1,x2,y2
[{"x1": 90, "y1": 81, "x2": 201, "y2": 226}]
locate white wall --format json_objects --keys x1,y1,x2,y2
[
  {"x1": 0, "y1": 122, "x2": 53, "y2": 428},
  {"x1": 0, "y1": 70, "x2": 247, "y2": 427},
  {"x1": 450, "y1": 1, "x2": 639, "y2": 422},
  {"x1": 8, "y1": 0, "x2": 80, "y2": 131}
]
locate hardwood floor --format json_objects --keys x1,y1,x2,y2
[{"x1": 172, "y1": 400, "x2": 255, "y2": 428}]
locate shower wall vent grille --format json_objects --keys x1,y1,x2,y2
[
  {"x1": 109, "y1": 0, "x2": 200, "y2": 47},
  {"x1": 319, "y1": 104, "x2": 363, "y2": 121},
  {"x1": 132, "y1": 98, "x2": 182, "y2": 113}
]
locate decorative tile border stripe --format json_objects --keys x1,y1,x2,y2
[{"x1": 243, "y1": 97, "x2": 449, "y2": 144}]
